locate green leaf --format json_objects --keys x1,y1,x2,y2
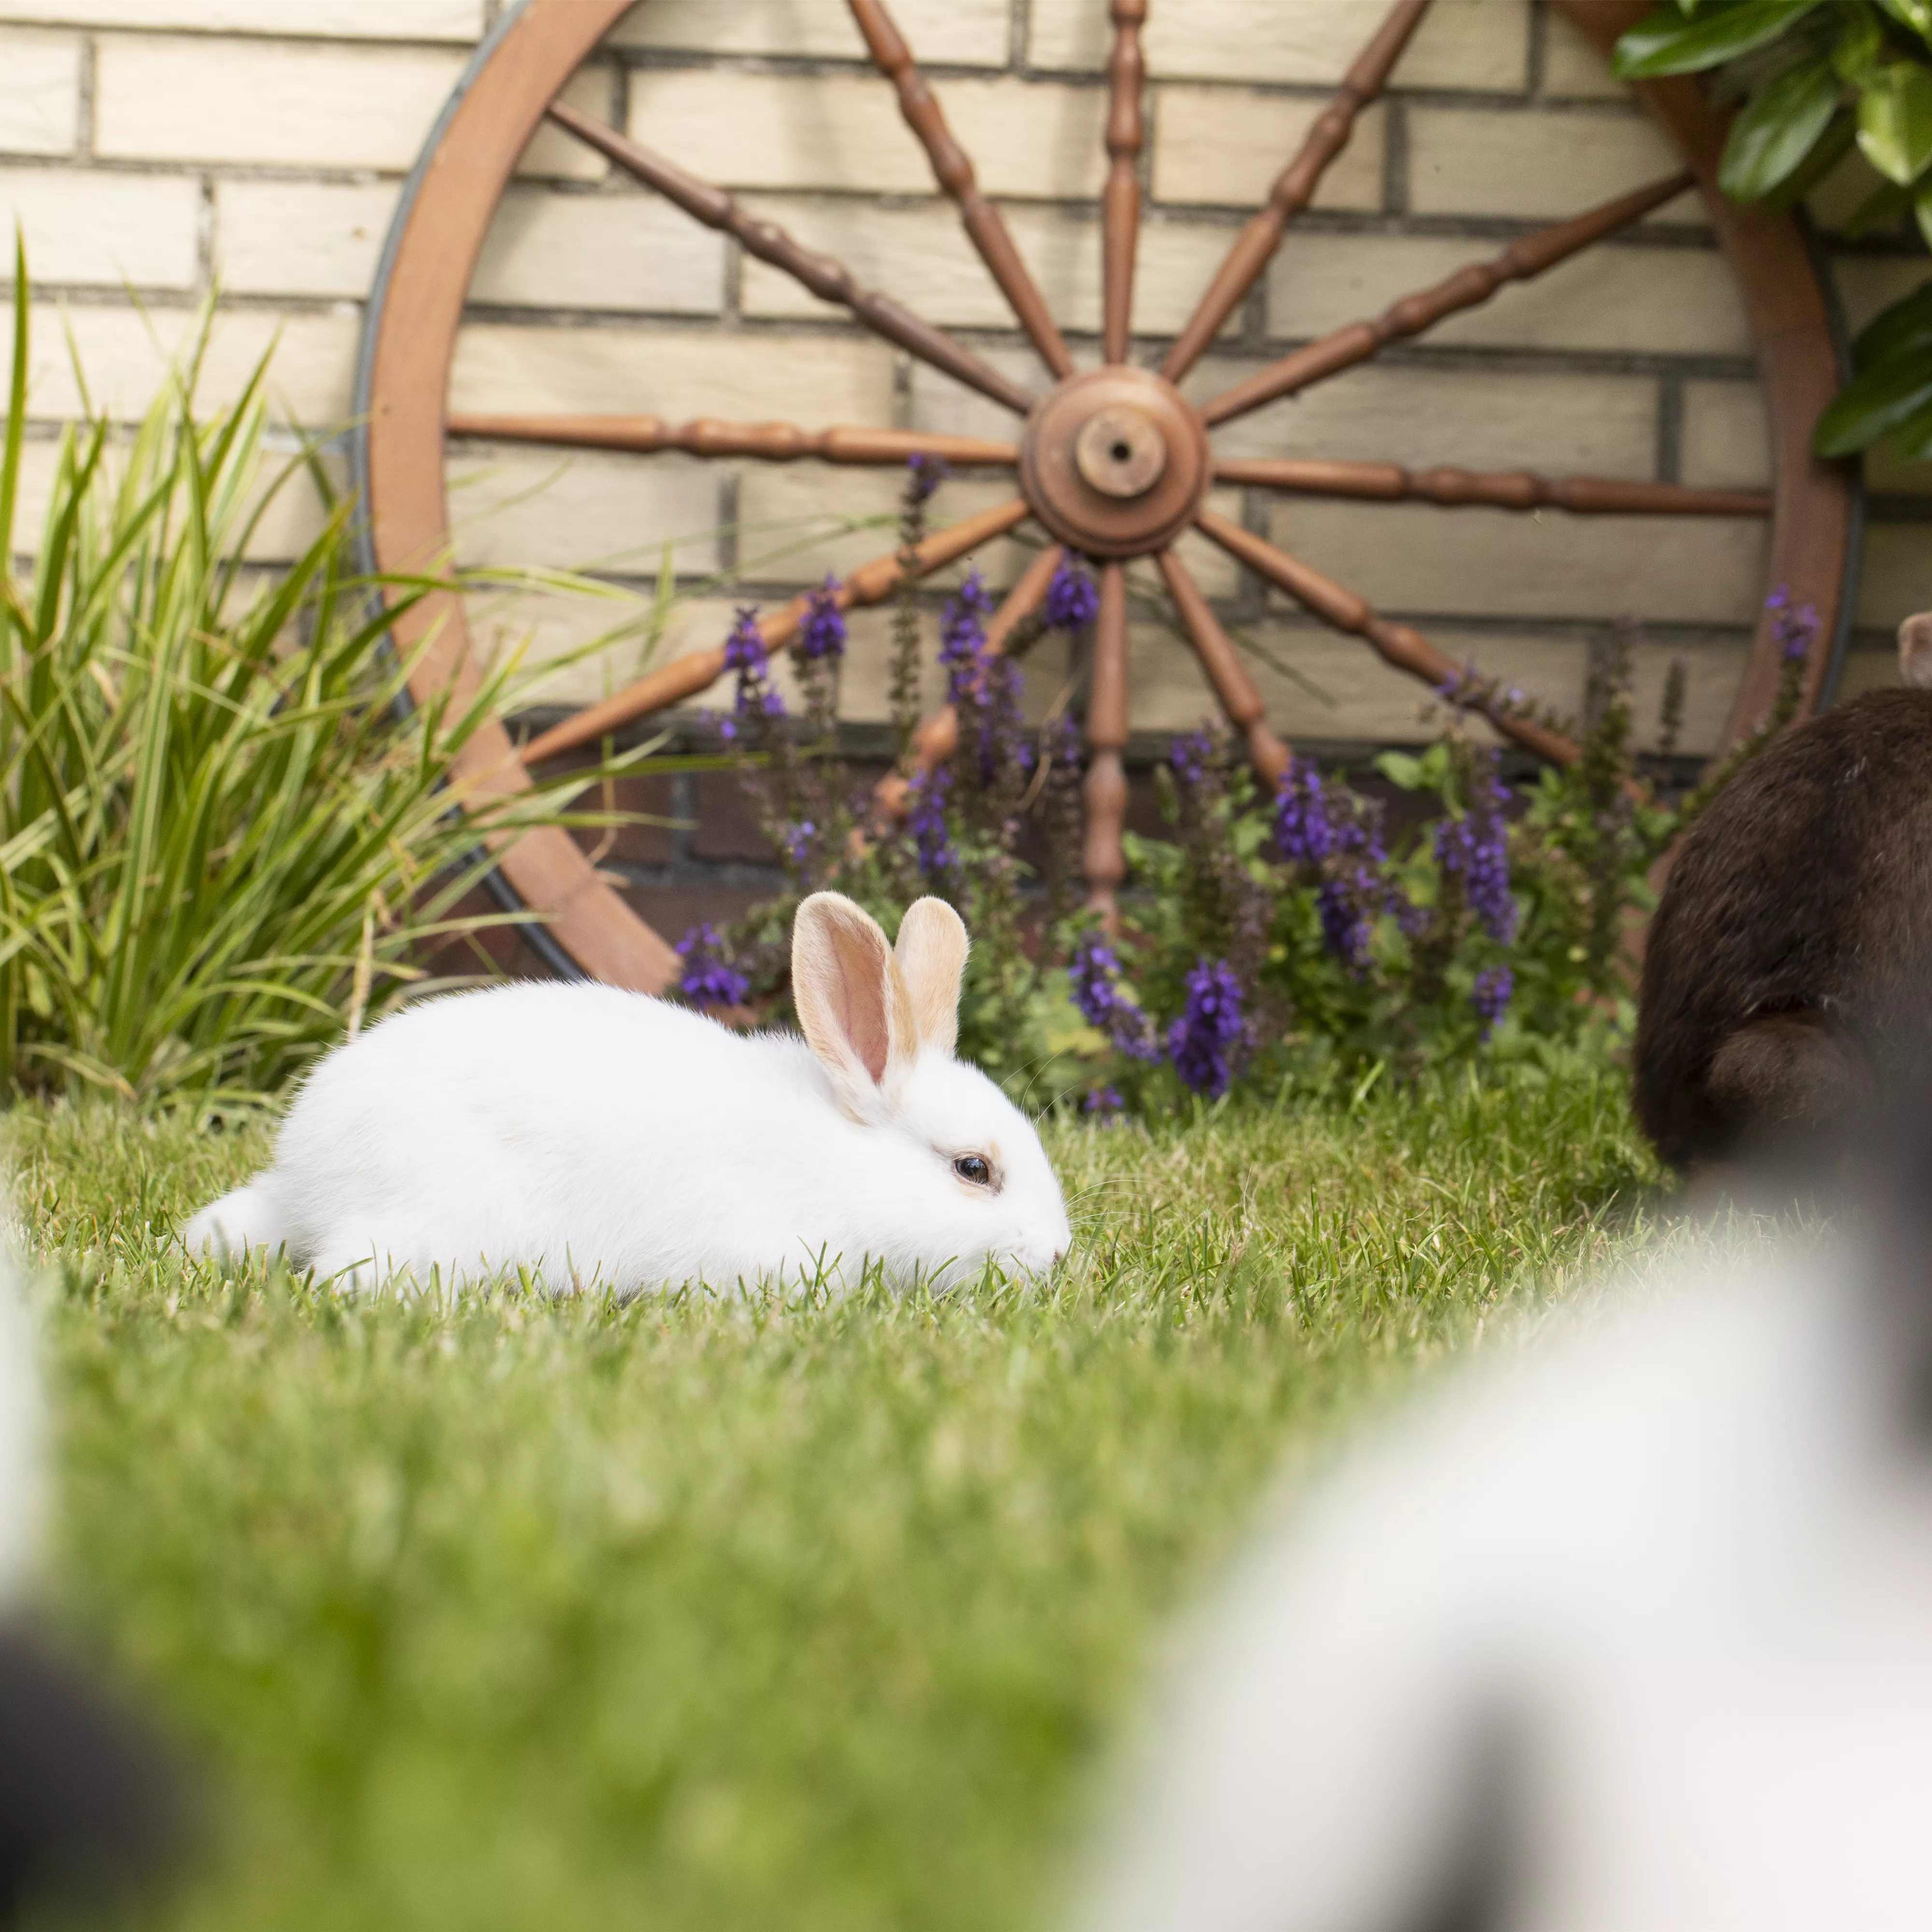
[
  {"x1": 1373, "y1": 751, "x2": 1427, "y2": 790},
  {"x1": 1919, "y1": 173, "x2": 1932, "y2": 244},
  {"x1": 1813, "y1": 343, "x2": 1932, "y2": 453},
  {"x1": 1615, "y1": 0, "x2": 1828, "y2": 76},
  {"x1": 1888, "y1": 389, "x2": 1932, "y2": 457},
  {"x1": 1720, "y1": 55, "x2": 1842, "y2": 195},
  {"x1": 1856, "y1": 59, "x2": 1932, "y2": 183},
  {"x1": 1875, "y1": 0, "x2": 1932, "y2": 46},
  {"x1": 1852, "y1": 279, "x2": 1932, "y2": 372},
  {"x1": 1833, "y1": 3, "x2": 1889, "y2": 84}
]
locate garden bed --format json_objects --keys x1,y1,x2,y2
[{"x1": 9, "y1": 1073, "x2": 1655, "y2": 1932}]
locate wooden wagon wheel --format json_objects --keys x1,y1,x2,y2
[{"x1": 352, "y1": 0, "x2": 1857, "y2": 989}]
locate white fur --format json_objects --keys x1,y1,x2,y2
[
  {"x1": 184, "y1": 909, "x2": 1070, "y2": 1294},
  {"x1": 1081, "y1": 1243, "x2": 1932, "y2": 1932}
]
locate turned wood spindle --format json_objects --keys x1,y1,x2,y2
[
  {"x1": 1102, "y1": 0, "x2": 1147, "y2": 366},
  {"x1": 1157, "y1": 549, "x2": 1289, "y2": 786}
]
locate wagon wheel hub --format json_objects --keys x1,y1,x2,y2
[{"x1": 1019, "y1": 367, "x2": 1208, "y2": 560}]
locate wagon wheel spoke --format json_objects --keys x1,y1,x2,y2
[
  {"x1": 1102, "y1": 1, "x2": 1148, "y2": 365},
  {"x1": 1198, "y1": 170, "x2": 1694, "y2": 429},
  {"x1": 1213, "y1": 456, "x2": 1770, "y2": 518},
  {"x1": 446, "y1": 412, "x2": 1017, "y2": 469},
  {"x1": 519, "y1": 497, "x2": 1033, "y2": 766},
  {"x1": 848, "y1": 0, "x2": 1075, "y2": 380},
  {"x1": 1194, "y1": 508, "x2": 1580, "y2": 765},
  {"x1": 544, "y1": 100, "x2": 1037, "y2": 416},
  {"x1": 1155, "y1": 548, "x2": 1290, "y2": 784},
  {"x1": 1083, "y1": 560, "x2": 1132, "y2": 918},
  {"x1": 1160, "y1": 0, "x2": 1435, "y2": 384},
  {"x1": 875, "y1": 542, "x2": 1065, "y2": 817}
]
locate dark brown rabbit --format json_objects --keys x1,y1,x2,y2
[{"x1": 1634, "y1": 614, "x2": 1932, "y2": 1169}]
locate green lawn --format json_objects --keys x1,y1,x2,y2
[{"x1": 7, "y1": 1074, "x2": 1661, "y2": 1932}]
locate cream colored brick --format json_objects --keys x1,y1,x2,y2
[
  {"x1": 1629, "y1": 639, "x2": 1748, "y2": 755},
  {"x1": 0, "y1": 169, "x2": 199, "y2": 288},
  {"x1": 95, "y1": 36, "x2": 463, "y2": 169},
  {"x1": 738, "y1": 195, "x2": 1241, "y2": 341},
  {"x1": 1856, "y1": 521, "x2": 1932, "y2": 633},
  {"x1": 736, "y1": 467, "x2": 1028, "y2": 591},
  {"x1": 625, "y1": 70, "x2": 1107, "y2": 199},
  {"x1": 471, "y1": 188, "x2": 724, "y2": 315},
  {"x1": 2, "y1": 301, "x2": 358, "y2": 424},
  {"x1": 1029, "y1": 0, "x2": 1528, "y2": 91},
  {"x1": 448, "y1": 446, "x2": 720, "y2": 577},
  {"x1": 611, "y1": 0, "x2": 1008, "y2": 65},
  {"x1": 1185, "y1": 360, "x2": 1660, "y2": 477},
  {"x1": 215, "y1": 179, "x2": 397, "y2": 299},
  {"x1": 1153, "y1": 88, "x2": 1384, "y2": 210},
  {"x1": 450, "y1": 323, "x2": 895, "y2": 425},
  {"x1": 1265, "y1": 498, "x2": 1769, "y2": 625},
  {"x1": 1541, "y1": 12, "x2": 1624, "y2": 99},
  {"x1": 905, "y1": 343, "x2": 1043, "y2": 441},
  {"x1": 467, "y1": 590, "x2": 739, "y2": 708},
  {"x1": 1406, "y1": 106, "x2": 1699, "y2": 223},
  {"x1": 1681, "y1": 382, "x2": 1769, "y2": 491},
  {"x1": 513, "y1": 65, "x2": 612, "y2": 185},
  {"x1": 0, "y1": 29, "x2": 78, "y2": 154},
  {"x1": 1124, "y1": 620, "x2": 1584, "y2": 744},
  {"x1": 1264, "y1": 230, "x2": 1750, "y2": 356},
  {"x1": 0, "y1": 1, "x2": 482, "y2": 36}
]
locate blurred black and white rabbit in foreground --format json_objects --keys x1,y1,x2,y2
[
  {"x1": 186, "y1": 892, "x2": 1070, "y2": 1294},
  {"x1": 1079, "y1": 1108, "x2": 1932, "y2": 1932},
  {"x1": 0, "y1": 1255, "x2": 176, "y2": 1923}
]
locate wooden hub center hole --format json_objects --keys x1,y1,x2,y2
[{"x1": 1075, "y1": 406, "x2": 1167, "y2": 498}]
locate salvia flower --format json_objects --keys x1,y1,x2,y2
[
  {"x1": 1471, "y1": 962, "x2": 1514, "y2": 1039},
  {"x1": 676, "y1": 923, "x2": 749, "y2": 1010},
  {"x1": 1317, "y1": 875, "x2": 1376, "y2": 972},
  {"x1": 1081, "y1": 1085, "x2": 1126, "y2": 1121},
  {"x1": 1169, "y1": 730, "x2": 1214, "y2": 790},
  {"x1": 797, "y1": 575, "x2": 848, "y2": 662},
  {"x1": 907, "y1": 452, "x2": 950, "y2": 503},
  {"x1": 939, "y1": 570, "x2": 996, "y2": 701},
  {"x1": 1274, "y1": 757, "x2": 1334, "y2": 866},
  {"x1": 722, "y1": 604, "x2": 786, "y2": 721},
  {"x1": 1765, "y1": 583, "x2": 1820, "y2": 662},
  {"x1": 1069, "y1": 929, "x2": 1159, "y2": 1061},
  {"x1": 781, "y1": 820, "x2": 817, "y2": 868},
  {"x1": 1044, "y1": 556, "x2": 1100, "y2": 633},
  {"x1": 1434, "y1": 753, "x2": 1516, "y2": 944},
  {"x1": 906, "y1": 766, "x2": 957, "y2": 877},
  {"x1": 1167, "y1": 957, "x2": 1245, "y2": 1099}
]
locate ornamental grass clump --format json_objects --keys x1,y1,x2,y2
[{"x1": 0, "y1": 258, "x2": 648, "y2": 1104}]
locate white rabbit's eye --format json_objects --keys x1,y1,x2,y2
[{"x1": 952, "y1": 1154, "x2": 993, "y2": 1187}]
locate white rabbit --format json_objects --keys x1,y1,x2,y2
[
  {"x1": 1078, "y1": 1210, "x2": 1932, "y2": 1932},
  {"x1": 184, "y1": 892, "x2": 1071, "y2": 1294}
]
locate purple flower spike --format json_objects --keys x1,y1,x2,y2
[
  {"x1": 1044, "y1": 556, "x2": 1100, "y2": 633},
  {"x1": 1765, "y1": 583, "x2": 1821, "y2": 663},
  {"x1": 1169, "y1": 730, "x2": 1215, "y2": 790},
  {"x1": 1274, "y1": 757, "x2": 1334, "y2": 867},
  {"x1": 798, "y1": 575, "x2": 848, "y2": 661},
  {"x1": 907, "y1": 452, "x2": 951, "y2": 502},
  {"x1": 1167, "y1": 957, "x2": 1245, "y2": 1098},
  {"x1": 907, "y1": 766, "x2": 957, "y2": 878},
  {"x1": 1070, "y1": 929, "x2": 1160, "y2": 1061},
  {"x1": 676, "y1": 923, "x2": 749, "y2": 1010},
  {"x1": 1472, "y1": 962, "x2": 1514, "y2": 1039},
  {"x1": 1082, "y1": 1085, "x2": 1126, "y2": 1121},
  {"x1": 1434, "y1": 750, "x2": 1516, "y2": 945}
]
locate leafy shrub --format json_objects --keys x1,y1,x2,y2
[
  {"x1": 1615, "y1": 0, "x2": 1932, "y2": 464},
  {"x1": 0, "y1": 257, "x2": 645, "y2": 1104},
  {"x1": 672, "y1": 467, "x2": 1818, "y2": 1115}
]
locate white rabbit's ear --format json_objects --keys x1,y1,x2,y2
[
  {"x1": 793, "y1": 892, "x2": 918, "y2": 1118},
  {"x1": 894, "y1": 897, "x2": 968, "y2": 1057}
]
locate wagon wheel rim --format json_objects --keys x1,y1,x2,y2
[{"x1": 352, "y1": 0, "x2": 1860, "y2": 986}]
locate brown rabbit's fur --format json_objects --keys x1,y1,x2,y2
[{"x1": 1635, "y1": 684, "x2": 1932, "y2": 1169}]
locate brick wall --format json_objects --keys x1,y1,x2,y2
[{"x1": 2, "y1": 0, "x2": 1929, "y2": 943}]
